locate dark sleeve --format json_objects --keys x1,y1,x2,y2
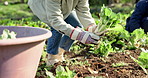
[{"x1": 126, "y1": 0, "x2": 148, "y2": 32}]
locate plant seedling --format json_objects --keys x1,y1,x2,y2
[
  {"x1": 130, "y1": 50, "x2": 148, "y2": 74},
  {"x1": 112, "y1": 62, "x2": 128, "y2": 67}
]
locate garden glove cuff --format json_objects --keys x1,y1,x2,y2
[
  {"x1": 70, "y1": 27, "x2": 100, "y2": 44},
  {"x1": 86, "y1": 24, "x2": 97, "y2": 33}
]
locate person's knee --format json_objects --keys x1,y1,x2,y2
[{"x1": 141, "y1": 17, "x2": 148, "y2": 32}]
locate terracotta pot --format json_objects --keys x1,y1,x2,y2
[{"x1": 0, "y1": 26, "x2": 51, "y2": 78}]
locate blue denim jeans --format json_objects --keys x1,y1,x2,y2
[{"x1": 47, "y1": 12, "x2": 82, "y2": 55}]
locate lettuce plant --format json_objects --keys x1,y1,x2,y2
[
  {"x1": 96, "y1": 5, "x2": 127, "y2": 34},
  {"x1": 0, "y1": 29, "x2": 16, "y2": 40},
  {"x1": 45, "y1": 65, "x2": 76, "y2": 78},
  {"x1": 89, "y1": 39, "x2": 116, "y2": 57},
  {"x1": 108, "y1": 24, "x2": 147, "y2": 50},
  {"x1": 130, "y1": 49, "x2": 148, "y2": 74}
]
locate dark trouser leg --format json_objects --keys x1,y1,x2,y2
[{"x1": 142, "y1": 17, "x2": 148, "y2": 33}]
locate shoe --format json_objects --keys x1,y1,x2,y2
[{"x1": 46, "y1": 48, "x2": 65, "y2": 66}]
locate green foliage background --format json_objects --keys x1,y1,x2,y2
[
  {"x1": 0, "y1": 0, "x2": 139, "y2": 5},
  {"x1": 89, "y1": 0, "x2": 138, "y2": 5}
]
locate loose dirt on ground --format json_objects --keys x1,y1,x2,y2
[{"x1": 50, "y1": 49, "x2": 148, "y2": 78}]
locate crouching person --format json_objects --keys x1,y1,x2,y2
[
  {"x1": 126, "y1": 0, "x2": 148, "y2": 33},
  {"x1": 28, "y1": 0, "x2": 101, "y2": 65}
]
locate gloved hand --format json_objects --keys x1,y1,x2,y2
[
  {"x1": 70, "y1": 27, "x2": 100, "y2": 44},
  {"x1": 86, "y1": 24, "x2": 97, "y2": 33},
  {"x1": 86, "y1": 24, "x2": 108, "y2": 36}
]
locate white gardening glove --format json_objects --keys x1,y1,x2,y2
[
  {"x1": 70, "y1": 27, "x2": 100, "y2": 44},
  {"x1": 86, "y1": 24, "x2": 108, "y2": 36},
  {"x1": 86, "y1": 24, "x2": 97, "y2": 33}
]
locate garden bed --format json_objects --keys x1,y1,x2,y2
[
  {"x1": 54, "y1": 49, "x2": 147, "y2": 78},
  {"x1": 36, "y1": 44, "x2": 148, "y2": 78}
]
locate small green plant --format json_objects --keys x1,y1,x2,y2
[
  {"x1": 65, "y1": 59, "x2": 91, "y2": 66},
  {"x1": 44, "y1": 68, "x2": 55, "y2": 78},
  {"x1": 96, "y1": 5, "x2": 128, "y2": 34},
  {"x1": 0, "y1": 29, "x2": 16, "y2": 40},
  {"x1": 130, "y1": 49, "x2": 148, "y2": 74},
  {"x1": 70, "y1": 41, "x2": 83, "y2": 54},
  {"x1": 0, "y1": 18, "x2": 49, "y2": 29},
  {"x1": 112, "y1": 62, "x2": 128, "y2": 67},
  {"x1": 45, "y1": 65, "x2": 76, "y2": 78},
  {"x1": 89, "y1": 39, "x2": 116, "y2": 57},
  {"x1": 55, "y1": 65, "x2": 76, "y2": 78},
  {"x1": 109, "y1": 24, "x2": 147, "y2": 50}
]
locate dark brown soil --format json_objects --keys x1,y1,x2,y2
[{"x1": 50, "y1": 49, "x2": 148, "y2": 78}]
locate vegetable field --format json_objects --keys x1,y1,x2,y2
[{"x1": 0, "y1": 3, "x2": 148, "y2": 78}]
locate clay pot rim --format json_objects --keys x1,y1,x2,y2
[{"x1": 0, "y1": 26, "x2": 52, "y2": 46}]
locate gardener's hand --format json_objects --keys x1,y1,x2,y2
[
  {"x1": 86, "y1": 24, "x2": 108, "y2": 36},
  {"x1": 86, "y1": 24, "x2": 97, "y2": 33},
  {"x1": 70, "y1": 27, "x2": 100, "y2": 44}
]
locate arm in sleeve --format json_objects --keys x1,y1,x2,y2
[
  {"x1": 75, "y1": 0, "x2": 96, "y2": 29},
  {"x1": 126, "y1": 1, "x2": 147, "y2": 32},
  {"x1": 44, "y1": 0, "x2": 74, "y2": 36}
]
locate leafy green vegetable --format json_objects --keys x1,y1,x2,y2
[
  {"x1": 130, "y1": 50, "x2": 148, "y2": 74},
  {"x1": 45, "y1": 65, "x2": 76, "y2": 78},
  {"x1": 90, "y1": 39, "x2": 116, "y2": 57},
  {"x1": 96, "y1": 5, "x2": 126, "y2": 33},
  {"x1": 55, "y1": 65, "x2": 76, "y2": 78},
  {"x1": 109, "y1": 26, "x2": 146, "y2": 50},
  {"x1": 0, "y1": 29, "x2": 16, "y2": 40},
  {"x1": 138, "y1": 52, "x2": 148, "y2": 69},
  {"x1": 45, "y1": 68, "x2": 55, "y2": 78},
  {"x1": 112, "y1": 62, "x2": 128, "y2": 67},
  {"x1": 108, "y1": 24, "x2": 124, "y2": 32}
]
